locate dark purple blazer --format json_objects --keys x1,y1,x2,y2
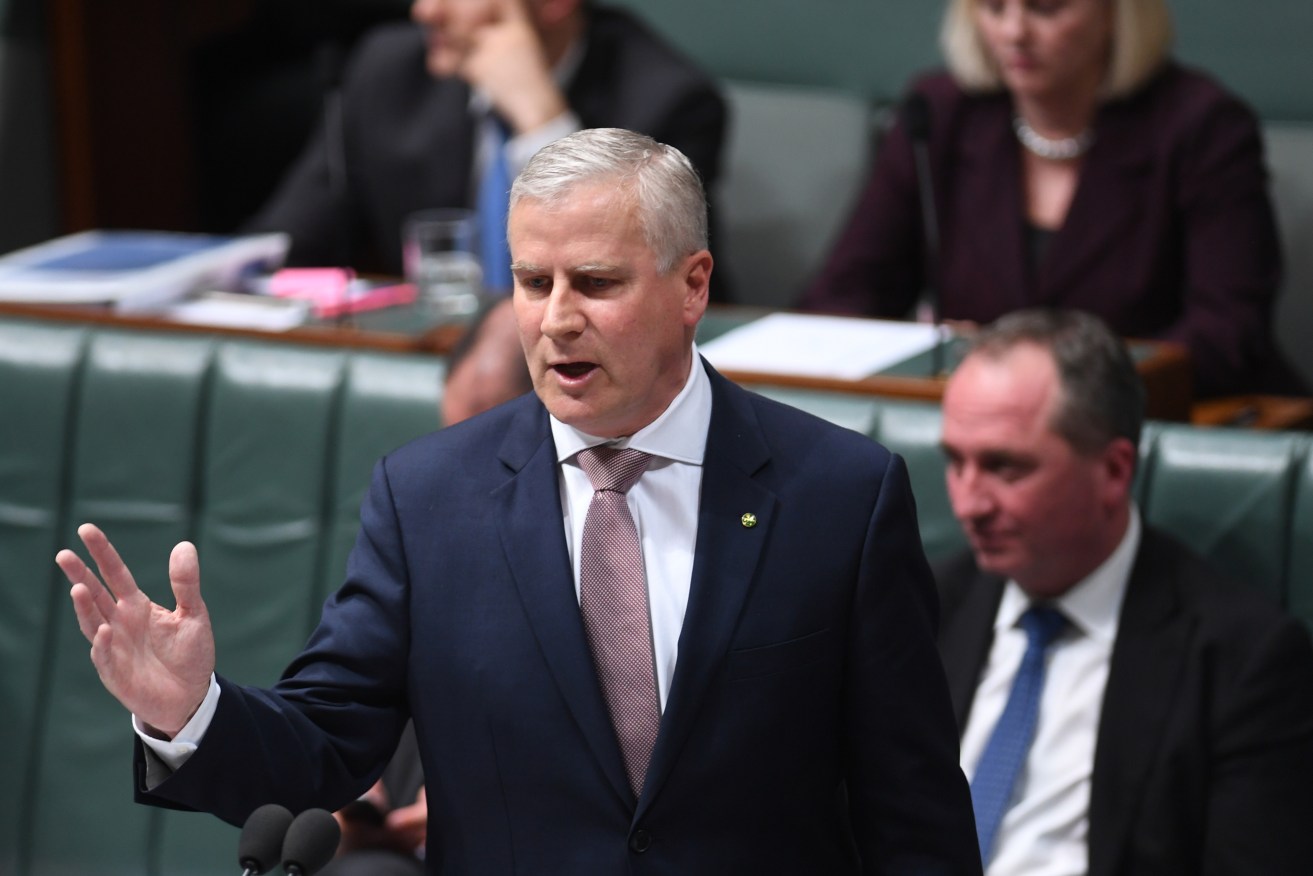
[
  {"x1": 802, "y1": 64, "x2": 1299, "y2": 397},
  {"x1": 247, "y1": 6, "x2": 726, "y2": 283}
]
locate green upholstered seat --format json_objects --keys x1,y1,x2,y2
[
  {"x1": 0, "y1": 321, "x2": 89, "y2": 876},
  {"x1": 0, "y1": 318, "x2": 442, "y2": 876},
  {"x1": 1285, "y1": 446, "x2": 1313, "y2": 629},
  {"x1": 6, "y1": 312, "x2": 1313, "y2": 875},
  {"x1": 717, "y1": 79, "x2": 876, "y2": 308},
  {"x1": 1139, "y1": 425, "x2": 1307, "y2": 603},
  {"x1": 29, "y1": 330, "x2": 215, "y2": 875}
]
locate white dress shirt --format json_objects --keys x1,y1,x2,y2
[
  {"x1": 549, "y1": 347, "x2": 709, "y2": 708},
  {"x1": 140, "y1": 347, "x2": 710, "y2": 767},
  {"x1": 960, "y1": 508, "x2": 1141, "y2": 876}
]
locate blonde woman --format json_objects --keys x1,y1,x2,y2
[{"x1": 804, "y1": 0, "x2": 1301, "y2": 398}]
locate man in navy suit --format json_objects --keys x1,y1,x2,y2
[
  {"x1": 935, "y1": 309, "x2": 1313, "y2": 875},
  {"x1": 59, "y1": 129, "x2": 979, "y2": 874}
]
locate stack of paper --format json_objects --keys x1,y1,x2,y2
[
  {"x1": 0, "y1": 230, "x2": 290, "y2": 312},
  {"x1": 700, "y1": 313, "x2": 939, "y2": 380}
]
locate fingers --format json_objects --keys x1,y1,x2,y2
[
  {"x1": 69, "y1": 582, "x2": 107, "y2": 643},
  {"x1": 168, "y1": 540, "x2": 207, "y2": 616},
  {"x1": 89, "y1": 620, "x2": 115, "y2": 676},
  {"x1": 60, "y1": 540, "x2": 117, "y2": 641},
  {"x1": 56, "y1": 546, "x2": 103, "y2": 594},
  {"x1": 75, "y1": 523, "x2": 143, "y2": 602}
]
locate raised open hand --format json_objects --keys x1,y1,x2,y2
[{"x1": 58, "y1": 523, "x2": 215, "y2": 738}]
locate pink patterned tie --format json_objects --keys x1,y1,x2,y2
[{"x1": 577, "y1": 445, "x2": 660, "y2": 797}]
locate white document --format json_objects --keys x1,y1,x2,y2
[
  {"x1": 700, "y1": 313, "x2": 940, "y2": 380},
  {"x1": 164, "y1": 292, "x2": 309, "y2": 331}
]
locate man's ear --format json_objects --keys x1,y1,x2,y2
[
  {"x1": 1099, "y1": 436, "x2": 1138, "y2": 507},
  {"x1": 680, "y1": 250, "x2": 713, "y2": 328}
]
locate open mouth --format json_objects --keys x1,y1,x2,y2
[{"x1": 553, "y1": 362, "x2": 597, "y2": 379}]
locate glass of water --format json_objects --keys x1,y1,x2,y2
[{"x1": 402, "y1": 209, "x2": 483, "y2": 317}]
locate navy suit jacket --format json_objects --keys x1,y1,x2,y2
[
  {"x1": 803, "y1": 63, "x2": 1300, "y2": 397},
  {"x1": 136, "y1": 364, "x2": 980, "y2": 875},
  {"x1": 936, "y1": 528, "x2": 1313, "y2": 875},
  {"x1": 247, "y1": 6, "x2": 727, "y2": 285}
]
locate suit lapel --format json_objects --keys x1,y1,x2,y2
[
  {"x1": 493, "y1": 400, "x2": 632, "y2": 805},
  {"x1": 1088, "y1": 530, "x2": 1192, "y2": 876},
  {"x1": 637, "y1": 367, "x2": 776, "y2": 814},
  {"x1": 936, "y1": 560, "x2": 1006, "y2": 733}
]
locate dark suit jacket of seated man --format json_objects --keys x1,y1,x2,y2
[
  {"x1": 60, "y1": 129, "x2": 980, "y2": 875},
  {"x1": 934, "y1": 308, "x2": 1313, "y2": 876},
  {"x1": 245, "y1": 0, "x2": 730, "y2": 296}
]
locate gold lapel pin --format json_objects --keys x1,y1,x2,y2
[{"x1": 740, "y1": 513, "x2": 758, "y2": 529}]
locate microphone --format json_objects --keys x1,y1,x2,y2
[
  {"x1": 281, "y1": 808, "x2": 342, "y2": 876},
  {"x1": 237, "y1": 803, "x2": 294, "y2": 876},
  {"x1": 903, "y1": 92, "x2": 949, "y2": 377}
]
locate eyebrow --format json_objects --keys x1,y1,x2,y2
[{"x1": 508, "y1": 262, "x2": 627, "y2": 275}]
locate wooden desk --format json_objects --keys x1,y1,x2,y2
[
  {"x1": 695, "y1": 309, "x2": 1194, "y2": 422},
  {"x1": 0, "y1": 301, "x2": 1195, "y2": 422},
  {"x1": 0, "y1": 299, "x2": 468, "y2": 356},
  {"x1": 1191, "y1": 395, "x2": 1313, "y2": 430}
]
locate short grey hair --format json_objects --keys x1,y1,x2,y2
[
  {"x1": 940, "y1": 0, "x2": 1173, "y2": 100},
  {"x1": 510, "y1": 128, "x2": 708, "y2": 274},
  {"x1": 964, "y1": 309, "x2": 1145, "y2": 456}
]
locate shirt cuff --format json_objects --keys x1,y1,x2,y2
[
  {"x1": 133, "y1": 674, "x2": 221, "y2": 772},
  {"x1": 506, "y1": 111, "x2": 581, "y2": 177}
]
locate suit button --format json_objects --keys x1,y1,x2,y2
[{"x1": 630, "y1": 829, "x2": 652, "y2": 853}]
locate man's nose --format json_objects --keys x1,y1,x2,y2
[
  {"x1": 541, "y1": 287, "x2": 584, "y2": 338},
  {"x1": 948, "y1": 468, "x2": 994, "y2": 520}
]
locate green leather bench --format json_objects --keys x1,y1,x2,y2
[
  {"x1": 3, "y1": 314, "x2": 1312, "y2": 875},
  {"x1": 761, "y1": 386, "x2": 1313, "y2": 611},
  {"x1": 0, "y1": 317, "x2": 444, "y2": 876}
]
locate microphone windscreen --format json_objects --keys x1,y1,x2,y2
[
  {"x1": 237, "y1": 803, "x2": 294, "y2": 874},
  {"x1": 903, "y1": 92, "x2": 932, "y2": 143},
  {"x1": 281, "y1": 808, "x2": 342, "y2": 875}
]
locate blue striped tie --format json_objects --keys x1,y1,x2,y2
[
  {"x1": 477, "y1": 114, "x2": 513, "y2": 293},
  {"x1": 970, "y1": 604, "x2": 1067, "y2": 865}
]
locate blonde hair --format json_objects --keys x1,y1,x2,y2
[{"x1": 940, "y1": 0, "x2": 1173, "y2": 100}]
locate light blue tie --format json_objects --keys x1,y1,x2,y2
[
  {"x1": 477, "y1": 114, "x2": 513, "y2": 293},
  {"x1": 970, "y1": 604, "x2": 1067, "y2": 866}
]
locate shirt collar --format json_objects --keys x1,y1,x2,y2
[
  {"x1": 550, "y1": 346, "x2": 711, "y2": 466},
  {"x1": 996, "y1": 505, "x2": 1141, "y2": 645}
]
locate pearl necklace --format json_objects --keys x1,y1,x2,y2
[{"x1": 1013, "y1": 115, "x2": 1095, "y2": 161}]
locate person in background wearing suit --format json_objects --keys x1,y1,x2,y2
[
  {"x1": 935, "y1": 307, "x2": 1313, "y2": 875},
  {"x1": 58, "y1": 128, "x2": 980, "y2": 875},
  {"x1": 803, "y1": 0, "x2": 1301, "y2": 398},
  {"x1": 245, "y1": 0, "x2": 728, "y2": 299}
]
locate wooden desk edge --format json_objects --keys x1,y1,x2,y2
[{"x1": 0, "y1": 300, "x2": 461, "y2": 355}]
